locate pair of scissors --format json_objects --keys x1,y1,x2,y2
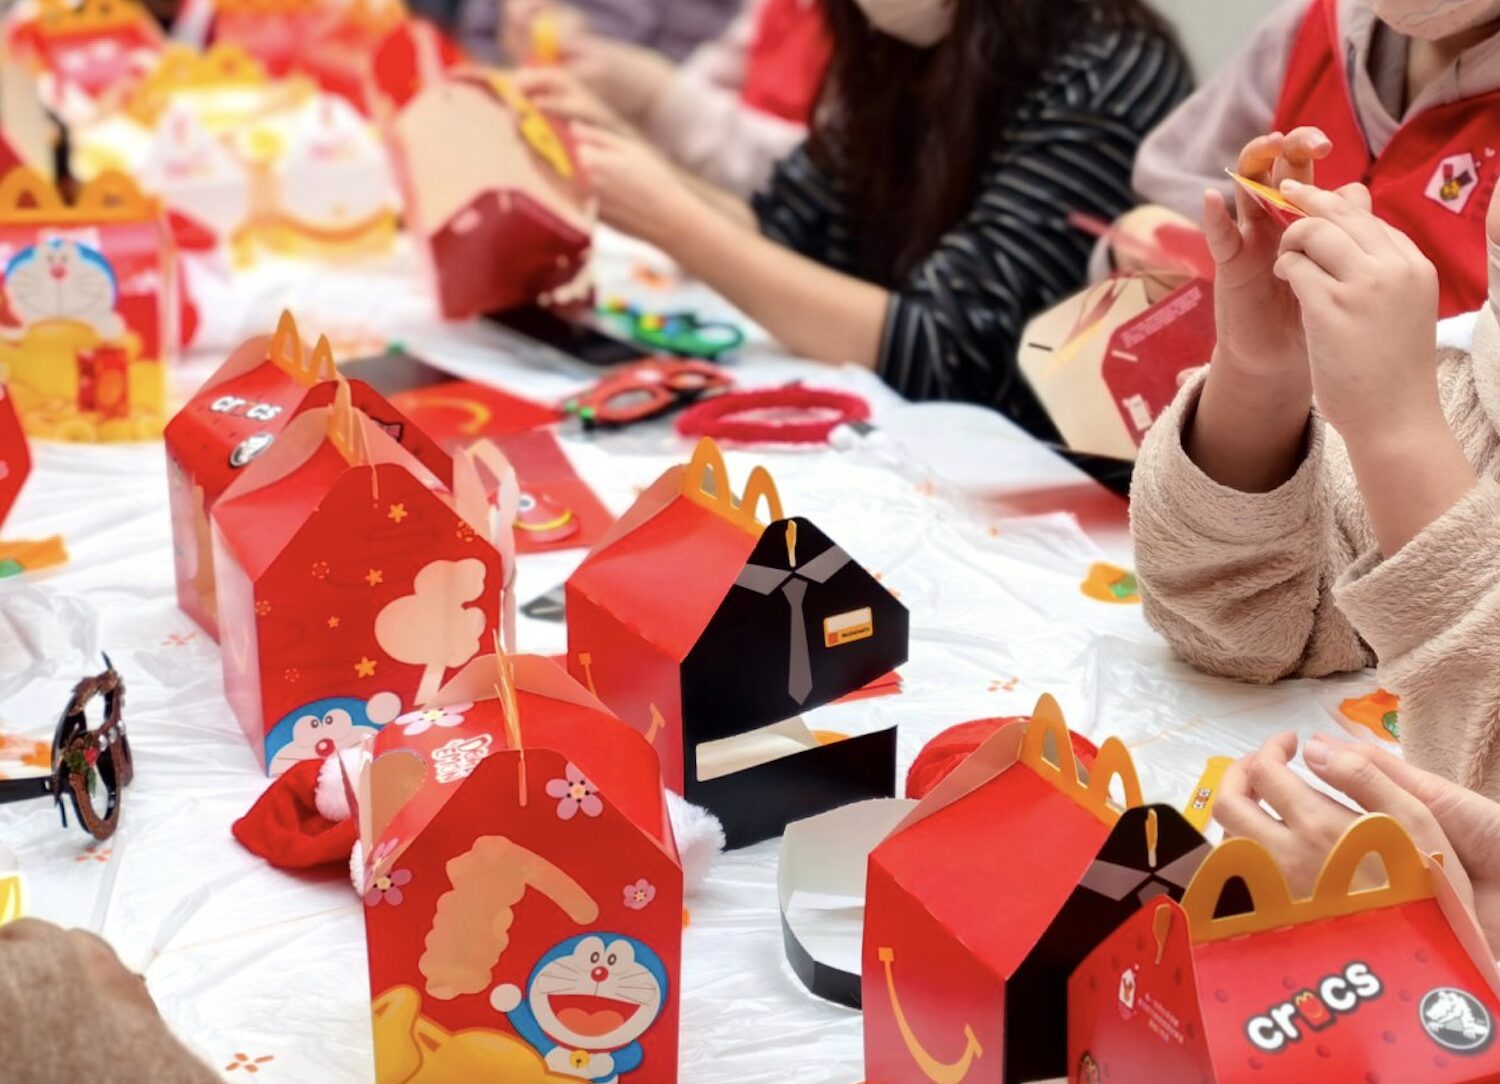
[
  {"x1": 560, "y1": 359, "x2": 733, "y2": 429},
  {"x1": 598, "y1": 301, "x2": 746, "y2": 361}
]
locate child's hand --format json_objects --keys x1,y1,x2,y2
[
  {"x1": 1275, "y1": 180, "x2": 1441, "y2": 439},
  {"x1": 1238, "y1": 127, "x2": 1332, "y2": 189},
  {"x1": 513, "y1": 67, "x2": 628, "y2": 133},
  {"x1": 564, "y1": 37, "x2": 675, "y2": 124}
]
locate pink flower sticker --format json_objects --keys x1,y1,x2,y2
[
  {"x1": 364, "y1": 868, "x2": 411, "y2": 907},
  {"x1": 545, "y1": 763, "x2": 603, "y2": 820},
  {"x1": 623, "y1": 879, "x2": 656, "y2": 911},
  {"x1": 396, "y1": 703, "x2": 472, "y2": 737}
]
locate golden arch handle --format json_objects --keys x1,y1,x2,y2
[{"x1": 878, "y1": 947, "x2": 983, "y2": 1084}]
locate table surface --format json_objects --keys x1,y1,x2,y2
[{"x1": 0, "y1": 233, "x2": 1391, "y2": 1083}]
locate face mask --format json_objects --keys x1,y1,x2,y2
[
  {"x1": 1489, "y1": 233, "x2": 1500, "y2": 313},
  {"x1": 1371, "y1": 0, "x2": 1500, "y2": 40},
  {"x1": 853, "y1": 0, "x2": 955, "y2": 46}
]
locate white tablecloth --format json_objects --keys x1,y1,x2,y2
[{"x1": 0, "y1": 234, "x2": 1385, "y2": 1083}]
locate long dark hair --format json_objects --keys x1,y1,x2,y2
[{"x1": 811, "y1": 0, "x2": 1178, "y2": 285}]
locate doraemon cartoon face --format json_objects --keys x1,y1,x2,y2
[
  {"x1": 4, "y1": 238, "x2": 123, "y2": 340},
  {"x1": 265, "y1": 692, "x2": 401, "y2": 774},
  {"x1": 491, "y1": 934, "x2": 668, "y2": 1082}
]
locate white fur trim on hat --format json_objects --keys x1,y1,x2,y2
[
  {"x1": 665, "y1": 791, "x2": 724, "y2": 896},
  {"x1": 315, "y1": 750, "x2": 363, "y2": 823}
]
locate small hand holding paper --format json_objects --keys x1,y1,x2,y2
[
  {"x1": 1273, "y1": 179, "x2": 1441, "y2": 438},
  {"x1": 573, "y1": 125, "x2": 694, "y2": 246},
  {"x1": 513, "y1": 67, "x2": 629, "y2": 135},
  {"x1": 563, "y1": 37, "x2": 676, "y2": 123},
  {"x1": 1216, "y1": 733, "x2": 1500, "y2": 956}
]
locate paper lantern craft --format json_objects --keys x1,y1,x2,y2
[
  {"x1": 0, "y1": 380, "x2": 29, "y2": 531},
  {"x1": 858, "y1": 699, "x2": 1212, "y2": 1083},
  {"x1": 1070, "y1": 814, "x2": 1500, "y2": 1083},
  {"x1": 566, "y1": 437, "x2": 908, "y2": 848},
  {"x1": 361, "y1": 652, "x2": 682, "y2": 1084},
  {"x1": 0, "y1": 167, "x2": 179, "y2": 441},
  {"x1": 134, "y1": 101, "x2": 254, "y2": 252},
  {"x1": 389, "y1": 69, "x2": 592, "y2": 319},
  {"x1": 211, "y1": 382, "x2": 502, "y2": 775},
  {"x1": 1018, "y1": 273, "x2": 1215, "y2": 461},
  {"x1": 5, "y1": 0, "x2": 162, "y2": 123},
  {"x1": 165, "y1": 312, "x2": 447, "y2": 639}
]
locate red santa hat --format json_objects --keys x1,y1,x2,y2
[{"x1": 235, "y1": 752, "x2": 727, "y2": 895}]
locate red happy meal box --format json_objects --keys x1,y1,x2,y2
[
  {"x1": 211, "y1": 382, "x2": 503, "y2": 776},
  {"x1": 862, "y1": 697, "x2": 1214, "y2": 1084},
  {"x1": 388, "y1": 69, "x2": 591, "y2": 319},
  {"x1": 567, "y1": 437, "x2": 908, "y2": 849},
  {"x1": 0, "y1": 378, "x2": 28, "y2": 530},
  {"x1": 361, "y1": 651, "x2": 682, "y2": 1084},
  {"x1": 0, "y1": 167, "x2": 178, "y2": 442},
  {"x1": 1018, "y1": 273, "x2": 1215, "y2": 461},
  {"x1": 165, "y1": 312, "x2": 448, "y2": 639},
  {"x1": 7, "y1": 0, "x2": 161, "y2": 121},
  {"x1": 1070, "y1": 812, "x2": 1500, "y2": 1084}
]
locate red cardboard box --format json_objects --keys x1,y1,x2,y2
[
  {"x1": 1070, "y1": 813, "x2": 1500, "y2": 1083},
  {"x1": 7, "y1": 0, "x2": 161, "y2": 121},
  {"x1": 388, "y1": 69, "x2": 591, "y2": 319},
  {"x1": 0, "y1": 167, "x2": 179, "y2": 441},
  {"x1": 566, "y1": 437, "x2": 908, "y2": 848},
  {"x1": 0, "y1": 379, "x2": 27, "y2": 530},
  {"x1": 861, "y1": 697, "x2": 1212, "y2": 1083},
  {"x1": 165, "y1": 312, "x2": 446, "y2": 639},
  {"x1": 362, "y1": 651, "x2": 682, "y2": 1084},
  {"x1": 211, "y1": 381, "x2": 502, "y2": 775},
  {"x1": 1018, "y1": 274, "x2": 1215, "y2": 461}
]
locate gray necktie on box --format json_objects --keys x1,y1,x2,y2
[{"x1": 735, "y1": 541, "x2": 852, "y2": 705}]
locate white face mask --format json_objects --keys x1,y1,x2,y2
[
  {"x1": 853, "y1": 0, "x2": 956, "y2": 46},
  {"x1": 1371, "y1": 0, "x2": 1500, "y2": 40}
]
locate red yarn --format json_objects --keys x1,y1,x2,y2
[
  {"x1": 906, "y1": 717, "x2": 1100, "y2": 800},
  {"x1": 675, "y1": 385, "x2": 871, "y2": 445}
]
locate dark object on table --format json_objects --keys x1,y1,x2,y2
[
  {"x1": 486, "y1": 304, "x2": 645, "y2": 368},
  {"x1": 562, "y1": 358, "x2": 733, "y2": 429},
  {"x1": 520, "y1": 584, "x2": 566, "y2": 622},
  {"x1": 339, "y1": 347, "x2": 457, "y2": 396},
  {"x1": 0, "y1": 658, "x2": 132, "y2": 842}
]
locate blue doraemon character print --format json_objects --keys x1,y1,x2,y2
[
  {"x1": 489, "y1": 934, "x2": 669, "y2": 1083},
  {"x1": 4, "y1": 238, "x2": 125, "y2": 340},
  {"x1": 265, "y1": 692, "x2": 401, "y2": 775}
]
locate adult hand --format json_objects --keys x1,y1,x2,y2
[
  {"x1": 563, "y1": 37, "x2": 676, "y2": 124},
  {"x1": 1215, "y1": 733, "x2": 1500, "y2": 955},
  {"x1": 1276, "y1": 179, "x2": 1442, "y2": 440},
  {"x1": 573, "y1": 125, "x2": 699, "y2": 247},
  {"x1": 513, "y1": 67, "x2": 628, "y2": 134}
]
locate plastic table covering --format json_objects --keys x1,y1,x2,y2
[{"x1": 0, "y1": 233, "x2": 1408, "y2": 1084}]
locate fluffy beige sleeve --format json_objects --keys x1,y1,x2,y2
[
  {"x1": 1336, "y1": 477, "x2": 1500, "y2": 801},
  {"x1": 1130, "y1": 372, "x2": 1373, "y2": 683}
]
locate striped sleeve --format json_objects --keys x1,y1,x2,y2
[
  {"x1": 750, "y1": 143, "x2": 847, "y2": 265},
  {"x1": 878, "y1": 28, "x2": 1193, "y2": 432}
]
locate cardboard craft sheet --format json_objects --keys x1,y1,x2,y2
[
  {"x1": 774, "y1": 698, "x2": 1213, "y2": 1084},
  {"x1": 566, "y1": 438, "x2": 909, "y2": 849},
  {"x1": 1070, "y1": 813, "x2": 1500, "y2": 1083},
  {"x1": 360, "y1": 652, "x2": 683, "y2": 1084},
  {"x1": 0, "y1": 380, "x2": 28, "y2": 531},
  {"x1": 165, "y1": 312, "x2": 446, "y2": 639},
  {"x1": 0, "y1": 167, "x2": 179, "y2": 442},
  {"x1": 0, "y1": 61, "x2": 59, "y2": 182},
  {"x1": 210, "y1": 381, "x2": 503, "y2": 776},
  {"x1": 388, "y1": 68, "x2": 593, "y2": 319},
  {"x1": 1018, "y1": 273, "x2": 1215, "y2": 462}
]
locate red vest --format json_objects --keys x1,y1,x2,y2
[
  {"x1": 1273, "y1": 0, "x2": 1500, "y2": 317},
  {"x1": 740, "y1": 0, "x2": 831, "y2": 125}
]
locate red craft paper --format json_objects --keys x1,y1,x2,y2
[{"x1": 0, "y1": 381, "x2": 28, "y2": 532}]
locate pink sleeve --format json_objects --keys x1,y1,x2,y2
[
  {"x1": 1131, "y1": 0, "x2": 1309, "y2": 216},
  {"x1": 643, "y1": 1, "x2": 808, "y2": 197}
]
